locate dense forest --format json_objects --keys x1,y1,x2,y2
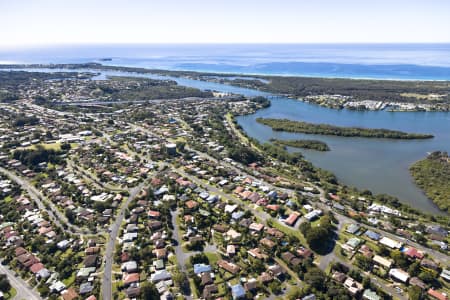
[
  {"x1": 107, "y1": 77, "x2": 213, "y2": 100},
  {"x1": 270, "y1": 138, "x2": 330, "y2": 151},
  {"x1": 255, "y1": 76, "x2": 450, "y2": 104},
  {"x1": 410, "y1": 151, "x2": 450, "y2": 213},
  {"x1": 257, "y1": 118, "x2": 433, "y2": 139},
  {"x1": 13, "y1": 146, "x2": 64, "y2": 168}
]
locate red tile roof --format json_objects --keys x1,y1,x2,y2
[
  {"x1": 148, "y1": 210, "x2": 161, "y2": 218},
  {"x1": 285, "y1": 212, "x2": 300, "y2": 226},
  {"x1": 266, "y1": 204, "x2": 280, "y2": 211},
  {"x1": 405, "y1": 247, "x2": 424, "y2": 259},
  {"x1": 123, "y1": 273, "x2": 140, "y2": 285},
  {"x1": 30, "y1": 262, "x2": 45, "y2": 274},
  {"x1": 62, "y1": 288, "x2": 79, "y2": 300},
  {"x1": 185, "y1": 200, "x2": 199, "y2": 209},
  {"x1": 428, "y1": 289, "x2": 449, "y2": 300}
]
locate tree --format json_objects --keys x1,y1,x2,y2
[
  {"x1": 418, "y1": 270, "x2": 437, "y2": 284},
  {"x1": 176, "y1": 141, "x2": 186, "y2": 152},
  {"x1": 61, "y1": 143, "x2": 71, "y2": 151},
  {"x1": 65, "y1": 208, "x2": 75, "y2": 223},
  {"x1": 304, "y1": 268, "x2": 326, "y2": 291},
  {"x1": 408, "y1": 286, "x2": 423, "y2": 300},
  {"x1": 377, "y1": 245, "x2": 390, "y2": 257},
  {"x1": 319, "y1": 215, "x2": 335, "y2": 232},
  {"x1": 390, "y1": 250, "x2": 408, "y2": 269},
  {"x1": 299, "y1": 222, "x2": 311, "y2": 235},
  {"x1": 408, "y1": 261, "x2": 421, "y2": 277},
  {"x1": 0, "y1": 274, "x2": 11, "y2": 292},
  {"x1": 305, "y1": 226, "x2": 330, "y2": 252},
  {"x1": 362, "y1": 277, "x2": 371, "y2": 289},
  {"x1": 189, "y1": 253, "x2": 209, "y2": 265},
  {"x1": 172, "y1": 267, "x2": 189, "y2": 291},
  {"x1": 268, "y1": 281, "x2": 282, "y2": 294},
  {"x1": 140, "y1": 282, "x2": 159, "y2": 299},
  {"x1": 355, "y1": 254, "x2": 372, "y2": 271}
]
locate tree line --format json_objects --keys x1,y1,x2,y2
[
  {"x1": 410, "y1": 151, "x2": 450, "y2": 213},
  {"x1": 257, "y1": 118, "x2": 433, "y2": 139},
  {"x1": 270, "y1": 138, "x2": 330, "y2": 151}
]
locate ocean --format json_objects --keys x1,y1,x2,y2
[{"x1": 2, "y1": 43, "x2": 450, "y2": 80}]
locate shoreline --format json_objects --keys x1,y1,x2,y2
[
  {"x1": 1, "y1": 65, "x2": 447, "y2": 216},
  {"x1": 230, "y1": 113, "x2": 448, "y2": 218},
  {"x1": 2, "y1": 63, "x2": 450, "y2": 112}
]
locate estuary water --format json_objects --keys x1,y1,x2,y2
[{"x1": 2, "y1": 43, "x2": 450, "y2": 213}]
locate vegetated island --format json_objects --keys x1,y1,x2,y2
[
  {"x1": 257, "y1": 118, "x2": 434, "y2": 139},
  {"x1": 270, "y1": 138, "x2": 330, "y2": 151},
  {"x1": 410, "y1": 151, "x2": 450, "y2": 213}
]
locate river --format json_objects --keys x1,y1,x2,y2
[{"x1": 8, "y1": 67, "x2": 450, "y2": 214}]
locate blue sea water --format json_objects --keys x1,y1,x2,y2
[
  {"x1": 1, "y1": 44, "x2": 449, "y2": 213},
  {"x1": 2, "y1": 43, "x2": 450, "y2": 80}
]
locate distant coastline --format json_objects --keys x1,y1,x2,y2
[
  {"x1": 1, "y1": 62, "x2": 450, "y2": 112},
  {"x1": 2, "y1": 43, "x2": 450, "y2": 80}
]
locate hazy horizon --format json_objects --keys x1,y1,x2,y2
[{"x1": 1, "y1": 0, "x2": 450, "y2": 47}]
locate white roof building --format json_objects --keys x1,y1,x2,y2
[
  {"x1": 373, "y1": 255, "x2": 393, "y2": 269},
  {"x1": 389, "y1": 268, "x2": 409, "y2": 283},
  {"x1": 379, "y1": 237, "x2": 402, "y2": 249},
  {"x1": 225, "y1": 204, "x2": 238, "y2": 213}
]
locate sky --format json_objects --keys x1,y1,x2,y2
[{"x1": 1, "y1": 0, "x2": 450, "y2": 48}]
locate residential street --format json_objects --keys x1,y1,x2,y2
[
  {"x1": 101, "y1": 180, "x2": 147, "y2": 300},
  {"x1": 0, "y1": 167, "x2": 83, "y2": 235},
  {"x1": 0, "y1": 262, "x2": 41, "y2": 300},
  {"x1": 316, "y1": 201, "x2": 450, "y2": 268},
  {"x1": 171, "y1": 209, "x2": 193, "y2": 300}
]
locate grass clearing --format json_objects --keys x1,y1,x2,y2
[
  {"x1": 23, "y1": 142, "x2": 62, "y2": 151},
  {"x1": 62, "y1": 271, "x2": 76, "y2": 286},
  {"x1": 270, "y1": 219, "x2": 307, "y2": 246},
  {"x1": 3, "y1": 195, "x2": 13, "y2": 203},
  {"x1": 5, "y1": 288, "x2": 17, "y2": 300},
  {"x1": 205, "y1": 252, "x2": 219, "y2": 265}
]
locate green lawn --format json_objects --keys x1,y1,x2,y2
[
  {"x1": 5, "y1": 288, "x2": 17, "y2": 300},
  {"x1": 3, "y1": 195, "x2": 13, "y2": 203},
  {"x1": 24, "y1": 142, "x2": 62, "y2": 151},
  {"x1": 112, "y1": 281, "x2": 126, "y2": 300},
  {"x1": 333, "y1": 244, "x2": 349, "y2": 261},
  {"x1": 270, "y1": 219, "x2": 307, "y2": 246},
  {"x1": 168, "y1": 254, "x2": 178, "y2": 265},
  {"x1": 60, "y1": 248, "x2": 73, "y2": 259},
  {"x1": 217, "y1": 282, "x2": 228, "y2": 296},
  {"x1": 205, "y1": 252, "x2": 220, "y2": 265},
  {"x1": 62, "y1": 271, "x2": 76, "y2": 286},
  {"x1": 310, "y1": 218, "x2": 321, "y2": 228},
  {"x1": 188, "y1": 278, "x2": 199, "y2": 298}
]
